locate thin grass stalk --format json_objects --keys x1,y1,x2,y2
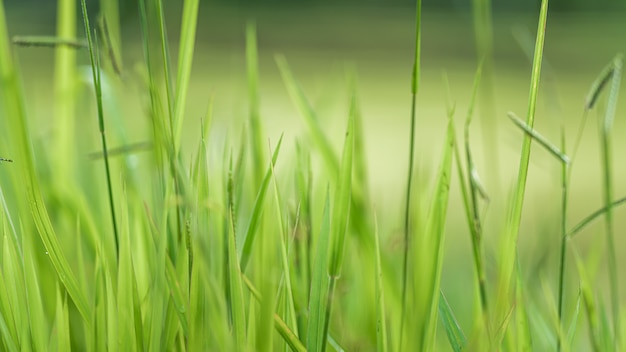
[
  {"x1": 80, "y1": 0, "x2": 120, "y2": 258},
  {"x1": 556, "y1": 128, "x2": 568, "y2": 352},
  {"x1": 400, "y1": 0, "x2": 422, "y2": 348}
]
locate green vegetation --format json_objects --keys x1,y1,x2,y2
[{"x1": 1, "y1": 0, "x2": 625, "y2": 351}]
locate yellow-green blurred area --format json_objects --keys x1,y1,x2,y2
[{"x1": 6, "y1": 1, "x2": 626, "y2": 337}]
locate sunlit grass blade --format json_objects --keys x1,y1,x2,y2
[
  {"x1": 497, "y1": 0, "x2": 548, "y2": 330},
  {"x1": 413, "y1": 118, "x2": 454, "y2": 351},
  {"x1": 240, "y1": 134, "x2": 284, "y2": 271},
  {"x1": 400, "y1": 0, "x2": 422, "y2": 346},
  {"x1": 172, "y1": 0, "x2": 200, "y2": 149},
  {"x1": 227, "y1": 169, "x2": 246, "y2": 349},
  {"x1": 557, "y1": 128, "x2": 568, "y2": 352},
  {"x1": 373, "y1": 212, "x2": 388, "y2": 352},
  {"x1": 567, "y1": 288, "x2": 582, "y2": 346},
  {"x1": 566, "y1": 196, "x2": 626, "y2": 238},
  {"x1": 275, "y1": 55, "x2": 338, "y2": 173},
  {"x1": 307, "y1": 189, "x2": 332, "y2": 352},
  {"x1": 507, "y1": 112, "x2": 570, "y2": 164},
  {"x1": 596, "y1": 54, "x2": 622, "y2": 344},
  {"x1": 515, "y1": 263, "x2": 531, "y2": 351},
  {"x1": 23, "y1": 230, "x2": 48, "y2": 352},
  {"x1": 439, "y1": 290, "x2": 466, "y2": 352},
  {"x1": 242, "y1": 275, "x2": 307, "y2": 352},
  {"x1": 268, "y1": 141, "x2": 299, "y2": 336},
  {"x1": 117, "y1": 184, "x2": 137, "y2": 350},
  {"x1": 53, "y1": 284, "x2": 71, "y2": 351},
  {"x1": 572, "y1": 249, "x2": 601, "y2": 352}
]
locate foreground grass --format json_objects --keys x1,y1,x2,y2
[{"x1": 0, "y1": 0, "x2": 625, "y2": 351}]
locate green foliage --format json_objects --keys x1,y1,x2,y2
[{"x1": 1, "y1": 0, "x2": 625, "y2": 350}]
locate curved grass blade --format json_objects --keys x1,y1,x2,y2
[
  {"x1": 439, "y1": 290, "x2": 466, "y2": 352},
  {"x1": 240, "y1": 134, "x2": 284, "y2": 271},
  {"x1": 0, "y1": 0, "x2": 93, "y2": 326},
  {"x1": 567, "y1": 196, "x2": 626, "y2": 239},
  {"x1": 596, "y1": 54, "x2": 623, "y2": 343}
]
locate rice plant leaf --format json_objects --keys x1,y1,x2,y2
[
  {"x1": 507, "y1": 111, "x2": 569, "y2": 164},
  {"x1": 307, "y1": 190, "x2": 332, "y2": 352},
  {"x1": 438, "y1": 290, "x2": 466, "y2": 352},
  {"x1": 240, "y1": 134, "x2": 284, "y2": 271}
]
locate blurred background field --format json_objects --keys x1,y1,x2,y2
[{"x1": 4, "y1": 1, "x2": 626, "y2": 349}]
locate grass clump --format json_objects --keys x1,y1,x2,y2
[{"x1": 1, "y1": 0, "x2": 626, "y2": 351}]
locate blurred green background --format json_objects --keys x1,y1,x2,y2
[{"x1": 4, "y1": 1, "x2": 626, "y2": 340}]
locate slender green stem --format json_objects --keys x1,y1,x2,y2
[
  {"x1": 557, "y1": 128, "x2": 568, "y2": 352},
  {"x1": 80, "y1": 0, "x2": 119, "y2": 258},
  {"x1": 566, "y1": 197, "x2": 626, "y2": 239}
]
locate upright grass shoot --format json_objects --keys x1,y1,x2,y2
[
  {"x1": 80, "y1": 0, "x2": 120, "y2": 258},
  {"x1": 496, "y1": 0, "x2": 548, "y2": 334},
  {"x1": 400, "y1": 0, "x2": 422, "y2": 347}
]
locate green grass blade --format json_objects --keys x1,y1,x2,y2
[
  {"x1": 275, "y1": 55, "x2": 338, "y2": 174},
  {"x1": 439, "y1": 290, "x2": 466, "y2": 352},
  {"x1": 240, "y1": 134, "x2": 284, "y2": 271},
  {"x1": 373, "y1": 212, "x2": 388, "y2": 352},
  {"x1": 173, "y1": 0, "x2": 199, "y2": 149},
  {"x1": 0, "y1": 0, "x2": 93, "y2": 326},
  {"x1": 307, "y1": 189, "x2": 332, "y2": 352},
  {"x1": 328, "y1": 98, "x2": 355, "y2": 278},
  {"x1": 228, "y1": 188, "x2": 246, "y2": 349},
  {"x1": 567, "y1": 196, "x2": 626, "y2": 238},
  {"x1": 415, "y1": 118, "x2": 455, "y2": 351},
  {"x1": 497, "y1": 0, "x2": 548, "y2": 326},
  {"x1": 12, "y1": 35, "x2": 86, "y2": 49},
  {"x1": 597, "y1": 54, "x2": 623, "y2": 344},
  {"x1": 400, "y1": 0, "x2": 422, "y2": 346}
]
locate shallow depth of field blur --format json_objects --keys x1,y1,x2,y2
[{"x1": 3, "y1": 0, "x2": 626, "y2": 350}]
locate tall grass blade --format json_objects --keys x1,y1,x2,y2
[
  {"x1": 414, "y1": 118, "x2": 454, "y2": 351},
  {"x1": 307, "y1": 190, "x2": 332, "y2": 352},
  {"x1": 373, "y1": 212, "x2": 389, "y2": 352},
  {"x1": 497, "y1": 0, "x2": 548, "y2": 328},
  {"x1": 227, "y1": 169, "x2": 246, "y2": 349},
  {"x1": 80, "y1": 0, "x2": 120, "y2": 258},
  {"x1": 240, "y1": 134, "x2": 284, "y2": 271},
  {"x1": 567, "y1": 196, "x2": 626, "y2": 238},
  {"x1": 173, "y1": 0, "x2": 200, "y2": 149},
  {"x1": 246, "y1": 22, "x2": 266, "y2": 185},
  {"x1": 439, "y1": 290, "x2": 466, "y2": 352},
  {"x1": 596, "y1": 54, "x2": 623, "y2": 346}
]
